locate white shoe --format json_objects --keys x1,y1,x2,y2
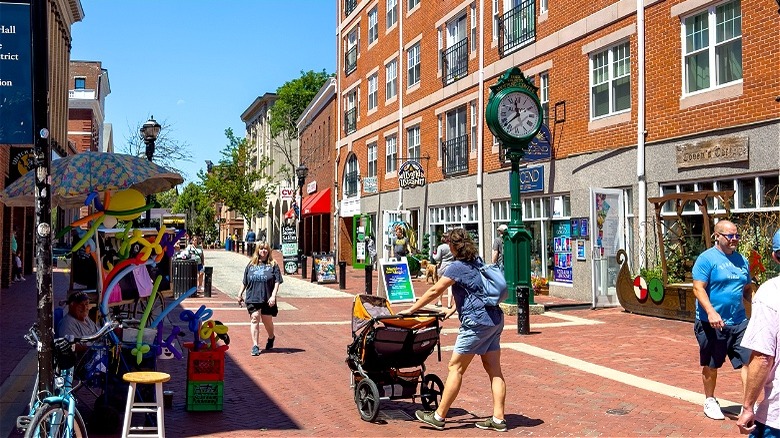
[{"x1": 704, "y1": 397, "x2": 725, "y2": 420}]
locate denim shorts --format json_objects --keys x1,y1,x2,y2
[
  {"x1": 694, "y1": 318, "x2": 750, "y2": 369},
  {"x1": 454, "y1": 320, "x2": 503, "y2": 355}
]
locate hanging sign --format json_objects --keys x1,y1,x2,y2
[
  {"x1": 398, "y1": 160, "x2": 426, "y2": 189},
  {"x1": 363, "y1": 176, "x2": 378, "y2": 193},
  {"x1": 380, "y1": 258, "x2": 415, "y2": 303},
  {"x1": 0, "y1": 2, "x2": 34, "y2": 145},
  {"x1": 522, "y1": 124, "x2": 552, "y2": 163}
]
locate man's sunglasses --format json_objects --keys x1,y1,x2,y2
[{"x1": 717, "y1": 233, "x2": 741, "y2": 240}]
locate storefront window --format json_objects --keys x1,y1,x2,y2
[{"x1": 429, "y1": 203, "x2": 479, "y2": 255}]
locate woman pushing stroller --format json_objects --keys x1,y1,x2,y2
[{"x1": 399, "y1": 227, "x2": 507, "y2": 432}]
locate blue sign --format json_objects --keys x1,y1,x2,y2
[
  {"x1": 523, "y1": 124, "x2": 552, "y2": 162},
  {"x1": 0, "y1": 2, "x2": 34, "y2": 144},
  {"x1": 518, "y1": 165, "x2": 544, "y2": 193}
]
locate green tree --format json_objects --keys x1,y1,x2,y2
[
  {"x1": 268, "y1": 70, "x2": 332, "y2": 183},
  {"x1": 171, "y1": 182, "x2": 215, "y2": 239},
  {"x1": 155, "y1": 188, "x2": 179, "y2": 210},
  {"x1": 200, "y1": 128, "x2": 275, "y2": 225}
]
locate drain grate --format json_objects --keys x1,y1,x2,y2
[
  {"x1": 606, "y1": 408, "x2": 630, "y2": 416},
  {"x1": 379, "y1": 410, "x2": 414, "y2": 420}
]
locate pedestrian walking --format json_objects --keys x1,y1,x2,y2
[
  {"x1": 187, "y1": 237, "x2": 205, "y2": 293},
  {"x1": 737, "y1": 228, "x2": 780, "y2": 436},
  {"x1": 492, "y1": 224, "x2": 507, "y2": 269},
  {"x1": 246, "y1": 228, "x2": 256, "y2": 255},
  {"x1": 432, "y1": 231, "x2": 453, "y2": 308},
  {"x1": 400, "y1": 227, "x2": 507, "y2": 432},
  {"x1": 237, "y1": 242, "x2": 282, "y2": 356},
  {"x1": 692, "y1": 219, "x2": 753, "y2": 420}
]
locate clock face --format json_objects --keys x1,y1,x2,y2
[{"x1": 497, "y1": 91, "x2": 541, "y2": 139}]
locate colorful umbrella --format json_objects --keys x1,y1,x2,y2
[{"x1": 0, "y1": 152, "x2": 184, "y2": 207}]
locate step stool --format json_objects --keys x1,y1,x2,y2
[{"x1": 121, "y1": 371, "x2": 171, "y2": 438}]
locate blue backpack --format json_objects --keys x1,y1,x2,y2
[{"x1": 475, "y1": 258, "x2": 508, "y2": 306}]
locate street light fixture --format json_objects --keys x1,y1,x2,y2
[
  {"x1": 141, "y1": 116, "x2": 161, "y2": 226},
  {"x1": 296, "y1": 164, "x2": 309, "y2": 260}
]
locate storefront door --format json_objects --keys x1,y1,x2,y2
[{"x1": 590, "y1": 188, "x2": 625, "y2": 308}]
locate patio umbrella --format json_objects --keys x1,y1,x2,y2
[{"x1": 0, "y1": 151, "x2": 184, "y2": 208}]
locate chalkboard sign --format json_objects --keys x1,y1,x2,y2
[
  {"x1": 314, "y1": 252, "x2": 337, "y2": 284},
  {"x1": 281, "y1": 225, "x2": 298, "y2": 274},
  {"x1": 380, "y1": 258, "x2": 415, "y2": 303}
]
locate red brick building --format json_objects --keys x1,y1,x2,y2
[
  {"x1": 334, "y1": 0, "x2": 779, "y2": 302},
  {"x1": 67, "y1": 60, "x2": 111, "y2": 154}
]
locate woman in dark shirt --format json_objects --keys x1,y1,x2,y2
[{"x1": 237, "y1": 242, "x2": 283, "y2": 356}]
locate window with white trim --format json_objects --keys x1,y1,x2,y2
[
  {"x1": 540, "y1": 72, "x2": 549, "y2": 125},
  {"x1": 492, "y1": 0, "x2": 499, "y2": 40},
  {"x1": 407, "y1": 126, "x2": 420, "y2": 160},
  {"x1": 385, "y1": 135, "x2": 398, "y2": 173},
  {"x1": 386, "y1": 58, "x2": 398, "y2": 100},
  {"x1": 682, "y1": 0, "x2": 742, "y2": 94},
  {"x1": 540, "y1": 0, "x2": 548, "y2": 13},
  {"x1": 470, "y1": 101, "x2": 478, "y2": 152},
  {"x1": 408, "y1": 0, "x2": 419, "y2": 11},
  {"x1": 590, "y1": 41, "x2": 631, "y2": 118},
  {"x1": 368, "y1": 73, "x2": 378, "y2": 110},
  {"x1": 407, "y1": 42, "x2": 420, "y2": 86},
  {"x1": 368, "y1": 7, "x2": 378, "y2": 44},
  {"x1": 387, "y1": 0, "x2": 398, "y2": 28},
  {"x1": 470, "y1": 4, "x2": 477, "y2": 52},
  {"x1": 367, "y1": 142, "x2": 377, "y2": 177}
]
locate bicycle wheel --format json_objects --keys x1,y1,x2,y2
[
  {"x1": 24, "y1": 401, "x2": 87, "y2": 438},
  {"x1": 133, "y1": 293, "x2": 165, "y2": 326}
]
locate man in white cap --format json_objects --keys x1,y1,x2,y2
[
  {"x1": 492, "y1": 224, "x2": 507, "y2": 269},
  {"x1": 737, "y1": 228, "x2": 780, "y2": 436}
]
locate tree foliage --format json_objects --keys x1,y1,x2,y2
[
  {"x1": 122, "y1": 117, "x2": 194, "y2": 179},
  {"x1": 171, "y1": 182, "x2": 216, "y2": 240},
  {"x1": 268, "y1": 70, "x2": 333, "y2": 183},
  {"x1": 199, "y1": 128, "x2": 276, "y2": 224},
  {"x1": 155, "y1": 188, "x2": 178, "y2": 210}
]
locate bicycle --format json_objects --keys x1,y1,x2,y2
[{"x1": 17, "y1": 318, "x2": 119, "y2": 438}]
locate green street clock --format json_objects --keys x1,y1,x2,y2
[{"x1": 485, "y1": 67, "x2": 543, "y2": 147}]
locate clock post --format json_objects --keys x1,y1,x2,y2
[{"x1": 485, "y1": 67, "x2": 543, "y2": 327}]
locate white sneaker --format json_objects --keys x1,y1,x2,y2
[{"x1": 704, "y1": 397, "x2": 725, "y2": 420}]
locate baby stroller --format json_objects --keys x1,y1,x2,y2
[{"x1": 346, "y1": 294, "x2": 444, "y2": 422}]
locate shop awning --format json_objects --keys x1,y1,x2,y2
[
  {"x1": 284, "y1": 208, "x2": 295, "y2": 219},
  {"x1": 301, "y1": 188, "x2": 331, "y2": 216}
]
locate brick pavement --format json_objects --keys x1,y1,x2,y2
[{"x1": 2, "y1": 250, "x2": 748, "y2": 437}]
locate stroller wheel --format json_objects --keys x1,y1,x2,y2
[
  {"x1": 355, "y1": 378, "x2": 380, "y2": 422},
  {"x1": 420, "y1": 374, "x2": 444, "y2": 411}
]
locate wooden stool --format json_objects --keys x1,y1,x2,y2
[{"x1": 121, "y1": 371, "x2": 171, "y2": 438}]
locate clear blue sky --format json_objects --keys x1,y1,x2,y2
[{"x1": 70, "y1": 0, "x2": 336, "y2": 184}]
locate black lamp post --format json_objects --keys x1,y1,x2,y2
[
  {"x1": 141, "y1": 116, "x2": 161, "y2": 226},
  {"x1": 296, "y1": 164, "x2": 309, "y2": 258}
]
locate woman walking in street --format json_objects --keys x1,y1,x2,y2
[
  {"x1": 400, "y1": 227, "x2": 507, "y2": 432},
  {"x1": 237, "y1": 242, "x2": 282, "y2": 356}
]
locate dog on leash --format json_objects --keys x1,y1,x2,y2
[{"x1": 420, "y1": 259, "x2": 439, "y2": 284}]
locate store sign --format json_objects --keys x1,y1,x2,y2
[
  {"x1": 518, "y1": 166, "x2": 544, "y2": 193},
  {"x1": 363, "y1": 176, "x2": 377, "y2": 193},
  {"x1": 0, "y1": 2, "x2": 34, "y2": 145},
  {"x1": 398, "y1": 160, "x2": 426, "y2": 189},
  {"x1": 7, "y1": 146, "x2": 33, "y2": 183},
  {"x1": 675, "y1": 137, "x2": 749, "y2": 169},
  {"x1": 307, "y1": 180, "x2": 317, "y2": 194},
  {"x1": 522, "y1": 124, "x2": 552, "y2": 163},
  {"x1": 279, "y1": 187, "x2": 294, "y2": 201}
]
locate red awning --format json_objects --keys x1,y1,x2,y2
[
  {"x1": 284, "y1": 208, "x2": 295, "y2": 219},
  {"x1": 301, "y1": 188, "x2": 331, "y2": 216}
]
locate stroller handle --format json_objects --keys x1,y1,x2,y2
[{"x1": 376, "y1": 312, "x2": 445, "y2": 321}]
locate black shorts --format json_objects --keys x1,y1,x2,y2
[
  {"x1": 246, "y1": 302, "x2": 278, "y2": 317},
  {"x1": 694, "y1": 319, "x2": 750, "y2": 369}
]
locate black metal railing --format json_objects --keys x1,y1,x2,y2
[
  {"x1": 498, "y1": 0, "x2": 536, "y2": 58},
  {"x1": 345, "y1": 45, "x2": 357, "y2": 75},
  {"x1": 345, "y1": 172, "x2": 359, "y2": 197},
  {"x1": 345, "y1": 0, "x2": 357, "y2": 16},
  {"x1": 441, "y1": 38, "x2": 468, "y2": 86},
  {"x1": 441, "y1": 135, "x2": 469, "y2": 176},
  {"x1": 344, "y1": 107, "x2": 357, "y2": 135}
]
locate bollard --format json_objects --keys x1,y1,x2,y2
[
  {"x1": 203, "y1": 266, "x2": 213, "y2": 297},
  {"x1": 365, "y1": 264, "x2": 373, "y2": 295},
  {"x1": 301, "y1": 255, "x2": 307, "y2": 279},
  {"x1": 310, "y1": 255, "x2": 317, "y2": 283},
  {"x1": 516, "y1": 285, "x2": 531, "y2": 335},
  {"x1": 338, "y1": 261, "x2": 347, "y2": 289}
]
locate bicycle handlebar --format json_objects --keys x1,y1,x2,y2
[{"x1": 69, "y1": 319, "x2": 120, "y2": 344}]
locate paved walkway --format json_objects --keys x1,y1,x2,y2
[{"x1": 1, "y1": 249, "x2": 747, "y2": 437}]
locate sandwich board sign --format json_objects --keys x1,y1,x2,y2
[{"x1": 380, "y1": 257, "x2": 415, "y2": 303}]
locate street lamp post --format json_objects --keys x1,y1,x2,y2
[
  {"x1": 141, "y1": 116, "x2": 161, "y2": 227},
  {"x1": 296, "y1": 164, "x2": 309, "y2": 270}
]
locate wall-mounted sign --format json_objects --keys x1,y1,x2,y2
[
  {"x1": 522, "y1": 124, "x2": 552, "y2": 163},
  {"x1": 279, "y1": 187, "x2": 294, "y2": 202},
  {"x1": 518, "y1": 165, "x2": 544, "y2": 193},
  {"x1": 0, "y1": 2, "x2": 34, "y2": 145},
  {"x1": 363, "y1": 176, "x2": 378, "y2": 193},
  {"x1": 398, "y1": 160, "x2": 426, "y2": 189},
  {"x1": 675, "y1": 137, "x2": 749, "y2": 169},
  {"x1": 306, "y1": 180, "x2": 317, "y2": 194},
  {"x1": 7, "y1": 146, "x2": 33, "y2": 183},
  {"x1": 576, "y1": 240, "x2": 586, "y2": 261}
]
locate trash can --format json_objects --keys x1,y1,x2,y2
[{"x1": 173, "y1": 259, "x2": 198, "y2": 298}]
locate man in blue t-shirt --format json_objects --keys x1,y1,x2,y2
[
  {"x1": 246, "y1": 229, "x2": 257, "y2": 255},
  {"x1": 692, "y1": 220, "x2": 753, "y2": 421}
]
